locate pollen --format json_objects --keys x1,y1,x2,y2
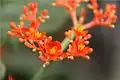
[
  {"x1": 77, "y1": 27, "x2": 83, "y2": 32},
  {"x1": 30, "y1": 28, "x2": 35, "y2": 32},
  {"x1": 78, "y1": 44, "x2": 85, "y2": 50},
  {"x1": 35, "y1": 32, "x2": 41, "y2": 38},
  {"x1": 50, "y1": 47, "x2": 56, "y2": 54}
]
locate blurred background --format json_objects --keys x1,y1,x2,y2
[{"x1": 0, "y1": 0, "x2": 120, "y2": 80}]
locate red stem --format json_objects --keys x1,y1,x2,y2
[
  {"x1": 70, "y1": 10, "x2": 77, "y2": 26},
  {"x1": 83, "y1": 21, "x2": 95, "y2": 29}
]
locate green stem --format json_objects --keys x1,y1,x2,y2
[
  {"x1": 61, "y1": 11, "x2": 78, "y2": 51},
  {"x1": 32, "y1": 66, "x2": 44, "y2": 80},
  {"x1": 61, "y1": 32, "x2": 75, "y2": 51}
]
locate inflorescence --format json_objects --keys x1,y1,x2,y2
[{"x1": 8, "y1": 0, "x2": 117, "y2": 67}]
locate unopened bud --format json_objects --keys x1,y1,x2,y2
[
  {"x1": 84, "y1": 41, "x2": 89, "y2": 45},
  {"x1": 19, "y1": 38, "x2": 24, "y2": 42},
  {"x1": 58, "y1": 57, "x2": 63, "y2": 60},
  {"x1": 111, "y1": 25, "x2": 115, "y2": 28},
  {"x1": 32, "y1": 48, "x2": 36, "y2": 52},
  {"x1": 45, "y1": 16, "x2": 50, "y2": 19},
  {"x1": 68, "y1": 56, "x2": 74, "y2": 60},
  {"x1": 43, "y1": 62, "x2": 49, "y2": 68},
  {"x1": 52, "y1": 2, "x2": 56, "y2": 6},
  {"x1": 41, "y1": 19, "x2": 45, "y2": 23},
  {"x1": 86, "y1": 56, "x2": 90, "y2": 60}
]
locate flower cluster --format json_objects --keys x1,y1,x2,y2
[
  {"x1": 52, "y1": 0, "x2": 88, "y2": 12},
  {"x1": 8, "y1": 0, "x2": 117, "y2": 66},
  {"x1": 53, "y1": 0, "x2": 117, "y2": 29},
  {"x1": 86, "y1": 0, "x2": 117, "y2": 28},
  {"x1": 65, "y1": 26, "x2": 93, "y2": 60}
]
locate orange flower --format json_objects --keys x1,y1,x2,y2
[
  {"x1": 65, "y1": 26, "x2": 92, "y2": 40},
  {"x1": 38, "y1": 39, "x2": 64, "y2": 64},
  {"x1": 65, "y1": 26, "x2": 93, "y2": 59},
  {"x1": 44, "y1": 41, "x2": 62, "y2": 60},
  {"x1": 72, "y1": 26, "x2": 89, "y2": 38},
  {"x1": 67, "y1": 37, "x2": 93, "y2": 60}
]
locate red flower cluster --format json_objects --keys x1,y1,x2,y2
[
  {"x1": 87, "y1": 0, "x2": 117, "y2": 28},
  {"x1": 8, "y1": 0, "x2": 117, "y2": 66},
  {"x1": 8, "y1": 2, "x2": 93, "y2": 65},
  {"x1": 65, "y1": 26, "x2": 93, "y2": 60},
  {"x1": 53, "y1": 0, "x2": 117, "y2": 29}
]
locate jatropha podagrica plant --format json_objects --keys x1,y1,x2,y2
[{"x1": 8, "y1": 0, "x2": 117, "y2": 67}]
